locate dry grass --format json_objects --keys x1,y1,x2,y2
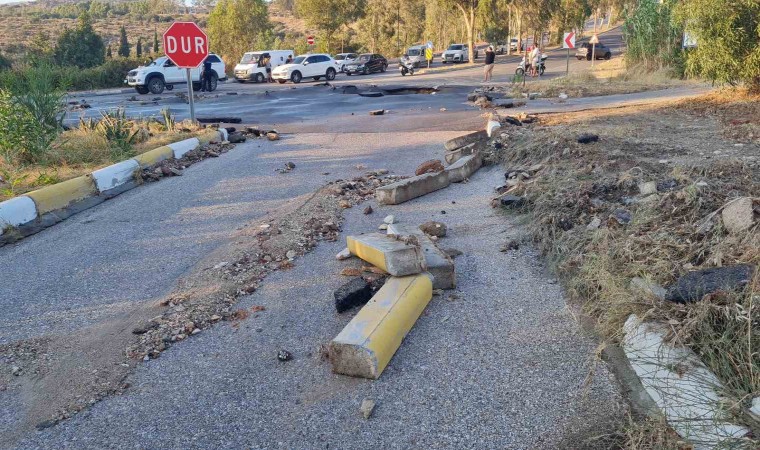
[
  {"x1": 0, "y1": 118, "x2": 204, "y2": 201},
  {"x1": 490, "y1": 90, "x2": 759, "y2": 444},
  {"x1": 508, "y1": 59, "x2": 695, "y2": 99}
]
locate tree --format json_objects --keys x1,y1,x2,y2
[
  {"x1": 442, "y1": 0, "x2": 478, "y2": 63},
  {"x1": 136, "y1": 38, "x2": 143, "y2": 57},
  {"x1": 296, "y1": 0, "x2": 365, "y2": 52},
  {"x1": 29, "y1": 31, "x2": 54, "y2": 62},
  {"x1": 153, "y1": 29, "x2": 160, "y2": 54},
  {"x1": 54, "y1": 11, "x2": 106, "y2": 68},
  {"x1": 118, "y1": 25, "x2": 130, "y2": 57},
  {"x1": 106, "y1": 46, "x2": 113, "y2": 58},
  {"x1": 675, "y1": 0, "x2": 760, "y2": 91},
  {"x1": 208, "y1": 0, "x2": 274, "y2": 63}
]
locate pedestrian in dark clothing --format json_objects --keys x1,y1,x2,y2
[
  {"x1": 483, "y1": 46, "x2": 495, "y2": 82},
  {"x1": 201, "y1": 59, "x2": 213, "y2": 92}
]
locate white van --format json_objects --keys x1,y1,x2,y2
[
  {"x1": 234, "y1": 50, "x2": 294, "y2": 83},
  {"x1": 401, "y1": 45, "x2": 427, "y2": 68}
]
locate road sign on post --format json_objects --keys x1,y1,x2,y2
[
  {"x1": 425, "y1": 47, "x2": 433, "y2": 68},
  {"x1": 563, "y1": 32, "x2": 576, "y2": 76},
  {"x1": 589, "y1": 34, "x2": 599, "y2": 67},
  {"x1": 163, "y1": 22, "x2": 209, "y2": 123}
]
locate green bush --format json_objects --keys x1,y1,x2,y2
[{"x1": 623, "y1": 0, "x2": 684, "y2": 72}]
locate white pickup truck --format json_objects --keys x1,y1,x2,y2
[{"x1": 126, "y1": 54, "x2": 227, "y2": 95}]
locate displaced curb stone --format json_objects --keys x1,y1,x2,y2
[
  {"x1": 444, "y1": 130, "x2": 488, "y2": 151},
  {"x1": 346, "y1": 234, "x2": 427, "y2": 276},
  {"x1": 386, "y1": 224, "x2": 456, "y2": 290},
  {"x1": 376, "y1": 171, "x2": 450, "y2": 205},
  {"x1": 446, "y1": 152, "x2": 483, "y2": 183},
  {"x1": 444, "y1": 143, "x2": 476, "y2": 165},
  {"x1": 329, "y1": 274, "x2": 433, "y2": 379}
]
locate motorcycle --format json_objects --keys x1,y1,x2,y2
[
  {"x1": 399, "y1": 59, "x2": 415, "y2": 76},
  {"x1": 515, "y1": 54, "x2": 547, "y2": 77}
]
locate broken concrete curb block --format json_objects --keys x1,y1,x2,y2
[
  {"x1": 386, "y1": 224, "x2": 455, "y2": 290},
  {"x1": 444, "y1": 130, "x2": 488, "y2": 151},
  {"x1": 446, "y1": 152, "x2": 483, "y2": 183},
  {"x1": 91, "y1": 159, "x2": 140, "y2": 194},
  {"x1": 376, "y1": 171, "x2": 450, "y2": 205},
  {"x1": 329, "y1": 274, "x2": 433, "y2": 379},
  {"x1": 347, "y1": 234, "x2": 427, "y2": 277},
  {"x1": 486, "y1": 120, "x2": 501, "y2": 137},
  {"x1": 721, "y1": 197, "x2": 755, "y2": 234},
  {"x1": 623, "y1": 314, "x2": 751, "y2": 447},
  {"x1": 167, "y1": 137, "x2": 201, "y2": 159},
  {"x1": 444, "y1": 143, "x2": 476, "y2": 165}
]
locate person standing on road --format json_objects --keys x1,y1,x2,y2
[
  {"x1": 483, "y1": 45, "x2": 495, "y2": 82},
  {"x1": 200, "y1": 58, "x2": 213, "y2": 92},
  {"x1": 533, "y1": 46, "x2": 542, "y2": 77},
  {"x1": 528, "y1": 45, "x2": 539, "y2": 77}
]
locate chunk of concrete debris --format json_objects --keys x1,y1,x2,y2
[
  {"x1": 444, "y1": 130, "x2": 488, "y2": 151},
  {"x1": 446, "y1": 152, "x2": 482, "y2": 183},
  {"x1": 500, "y1": 195, "x2": 526, "y2": 209},
  {"x1": 721, "y1": 197, "x2": 755, "y2": 234},
  {"x1": 386, "y1": 224, "x2": 455, "y2": 289},
  {"x1": 227, "y1": 131, "x2": 245, "y2": 144},
  {"x1": 266, "y1": 132, "x2": 280, "y2": 141},
  {"x1": 360, "y1": 399, "x2": 376, "y2": 419},
  {"x1": 577, "y1": 133, "x2": 599, "y2": 144},
  {"x1": 285, "y1": 162, "x2": 296, "y2": 170},
  {"x1": 444, "y1": 142, "x2": 477, "y2": 165},
  {"x1": 376, "y1": 171, "x2": 450, "y2": 205},
  {"x1": 336, "y1": 247, "x2": 352, "y2": 260},
  {"x1": 486, "y1": 120, "x2": 501, "y2": 137},
  {"x1": 347, "y1": 234, "x2": 426, "y2": 277},
  {"x1": 369, "y1": 110, "x2": 385, "y2": 116},
  {"x1": 415, "y1": 159, "x2": 444, "y2": 176},
  {"x1": 335, "y1": 277, "x2": 374, "y2": 313},
  {"x1": 329, "y1": 274, "x2": 433, "y2": 379},
  {"x1": 665, "y1": 264, "x2": 755, "y2": 303},
  {"x1": 630, "y1": 277, "x2": 667, "y2": 300},
  {"x1": 586, "y1": 217, "x2": 602, "y2": 230},
  {"x1": 383, "y1": 215, "x2": 396, "y2": 225},
  {"x1": 638, "y1": 181, "x2": 657, "y2": 196},
  {"x1": 419, "y1": 221, "x2": 447, "y2": 237}
]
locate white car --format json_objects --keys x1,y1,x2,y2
[
  {"x1": 271, "y1": 54, "x2": 337, "y2": 84},
  {"x1": 234, "y1": 50, "x2": 293, "y2": 83},
  {"x1": 126, "y1": 54, "x2": 226, "y2": 95},
  {"x1": 441, "y1": 44, "x2": 477, "y2": 63},
  {"x1": 401, "y1": 45, "x2": 426, "y2": 68},
  {"x1": 334, "y1": 53, "x2": 358, "y2": 72}
]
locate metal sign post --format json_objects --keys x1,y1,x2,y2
[
  {"x1": 185, "y1": 69, "x2": 195, "y2": 122},
  {"x1": 562, "y1": 32, "x2": 575, "y2": 76},
  {"x1": 589, "y1": 34, "x2": 599, "y2": 67}
]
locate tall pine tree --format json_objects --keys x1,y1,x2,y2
[
  {"x1": 153, "y1": 30, "x2": 160, "y2": 54},
  {"x1": 136, "y1": 38, "x2": 143, "y2": 57},
  {"x1": 118, "y1": 25, "x2": 130, "y2": 57}
]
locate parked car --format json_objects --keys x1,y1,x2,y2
[
  {"x1": 234, "y1": 50, "x2": 293, "y2": 83},
  {"x1": 334, "y1": 53, "x2": 358, "y2": 72},
  {"x1": 126, "y1": 54, "x2": 226, "y2": 95},
  {"x1": 271, "y1": 54, "x2": 337, "y2": 84},
  {"x1": 441, "y1": 44, "x2": 477, "y2": 63},
  {"x1": 509, "y1": 38, "x2": 520, "y2": 52},
  {"x1": 576, "y1": 42, "x2": 612, "y2": 60},
  {"x1": 344, "y1": 53, "x2": 388, "y2": 75},
  {"x1": 401, "y1": 45, "x2": 426, "y2": 68}
]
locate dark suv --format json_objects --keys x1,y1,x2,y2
[
  {"x1": 575, "y1": 42, "x2": 612, "y2": 60},
  {"x1": 344, "y1": 53, "x2": 388, "y2": 75}
]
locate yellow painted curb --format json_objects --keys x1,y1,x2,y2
[
  {"x1": 132, "y1": 145, "x2": 173, "y2": 168},
  {"x1": 346, "y1": 234, "x2": 426, "y2": 276},
  {"x1": 329, "y1": 274, "x2": 433, "y2": 379},
  {"x1": 27, "y1": 175, "x2": 97, "y2": 215}
]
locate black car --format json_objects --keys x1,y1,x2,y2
[
  {"x1": 575, "y1": 42, "x2": 612, "y2": 60},
  {"x1": 344, "y1": 53, "x2": 388, "y2": 75}
]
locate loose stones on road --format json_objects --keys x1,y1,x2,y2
[{"x1": 721, "y1": 197, "x2": 755, "y2": 234}]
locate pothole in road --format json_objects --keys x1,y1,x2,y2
[{"x1": 339, "y1": 85, "x2": 440, "y2": 97}]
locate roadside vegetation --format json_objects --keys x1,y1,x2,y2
[
  {"x1": 0, "y1": 66, "x2": 203, "y2": 202},
  {"x1": 490, "y1": 89, "x2": 759, "y2": 447}
]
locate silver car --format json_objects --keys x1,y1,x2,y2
[{"x1": 334, "y1": 53, "x2": 358, "y2": 72}]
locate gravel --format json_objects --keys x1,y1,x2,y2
[{"x1": 16, "y1": 165, "x2": 624, "y2": 449}]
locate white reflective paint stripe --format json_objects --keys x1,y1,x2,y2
[
  {"x1": 91, "y1": 159, "x2": 140, "y2": 193},
  {"x1": 168, "y1": 138, "x2": 200, "y2": 158},
  {"x1": 0, "y1": 196, "x2": 38, "y2": 232}
]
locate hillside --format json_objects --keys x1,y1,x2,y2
[{"x1": 0, "y1": 0, "x2": 307, "y2": 57}]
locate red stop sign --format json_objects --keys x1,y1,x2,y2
[
  {"x1": 307, "y1": 36, "x2": 315, "y2": 45},
  {"x1": 163, "y1": 22, "x2": 209, "y2": 68}
]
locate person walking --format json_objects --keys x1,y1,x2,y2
[
  {"x1": 200, "y1": 58, "x2": 213, "y2": 92},
  {"x1": 532, "y1": 45, "x2": 542, "y2": 77},
  {"x1": 483, "y1": 45, "x2": 495, "y2": 82}
]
